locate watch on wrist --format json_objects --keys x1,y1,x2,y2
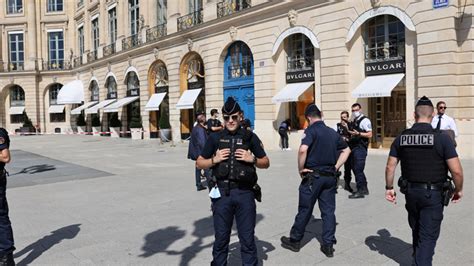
[
  {"x1": 252, "y1": 156, "x2": 257, "y2": 164},
  {"x1": 385, "y1": 185, "x2": 394, "y2": 190}
]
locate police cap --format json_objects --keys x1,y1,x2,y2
[
  {"x1": 416, "y1": 96, "x2": 433, "y2": 107},
  {"x1": 222, "y1": 97, "x2": 241, "y2": 115},
  {"x1": 304, "y1": 103, "x2": 322, "y2": 117}
]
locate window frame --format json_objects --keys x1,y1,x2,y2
[
  {"x1": 78, "y1": 26, "x2": 84, "y2": 56},
  {"x1": 10, "y1": 85, "x2": 25, "y2": 107},
  {"x1": 8, "y1": 32, "x2": 24, "y2": 71},
  {"x1": 157, "y1": 0, "x2": 167, "y2": 25},
  {"x1": 364, "y1": 15, "x2": 406, "y2": 62},
  {"x1": 108, "y1": 7, "x2": 118, "y2": 44},
  {"x1": 47, "y1": 0, "x2": 63, "y2": 12},
  {"x1": 91, "y1": 18, "x2": 100, "y2": 52},
  {"x1": 6, "y1": 0, "x2": 23, "y2": 14},
  {"x1": 48, "y1": 31, "x2": 64, "y2": 69},
  {"x1": 129, "y1": 0, "x2": 139, "y2": 36},
  {"x1": 286, "y1": 33, "x2": 314, "y2": 72}
]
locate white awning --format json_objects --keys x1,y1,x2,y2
[
  {"x1": 57, "y1": 80, "x2": 84, "y2": 104},
  {"x1": 9, "y1": 106, "x2": 25, "y2": 115},
  {"x1": 48, "y1": 105, "x2": 65, "y2": 114},
  {"x1": 103, "y1": 96, "x2": 139, "y2": 113},
  {"x1": 71, "y1": 101, "x2": 98, "y2": 115},
  {"x1": 352, "y1": 73, "x2": 405, "y2": 98},
  {"x1": 272, "y1": 82, "x2": 314, "y2": 103},
  {"x1": 176, "y1": 89, "x2": 202, "y2": 110},
  {"x1": 85, "y1": 99, "x2": 116, "y2": 114},
  {"x1": 145, "y1": 93, "x2": 167, "y2": 111}
]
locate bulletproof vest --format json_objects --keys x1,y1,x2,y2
[
  {"x1": 398, "y1": 127, "x2": 448, "y2": 183},
  {"x1": 213, "y1": 128, "x2": 257, "y2": 184},
  {"x1": 336, "y1": 123, "x2": 350, "y2": 139},
  {"x1": 348, "y1": 116, "x2": 369, "y2": 148}
]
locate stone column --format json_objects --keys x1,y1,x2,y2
[{"x1": 26, "y1": 0, "x2": 37, "y2": 71}]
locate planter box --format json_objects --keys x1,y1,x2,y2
[
  {"x1": 159, "y1": 128, "x2": 172, "y2": 142},
  {"x1": 20, "y1": 127, "x2": 35, "y2": 136},
  {"x1": 130, "y1": 128, "x2": 142, "y2": 140},
  {"x1": 92, "y1": 126, "x2": 101, "y2": 136},
  {"x1": 110, "y1": 127, "x2": 120, "y2": 138}
]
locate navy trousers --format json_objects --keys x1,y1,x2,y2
[
  {"x1": 351, "y1": 147, "x2": 368, "y2": 190},
  {"x1": 211, "y1": 188, "x2": 257, "y2": 266},
  {"x1": 343, "y1": 153, "x2": 352, "y2": 184},
  {"x1": 0, "y1": 174, "x2": 14, "y2": 256},
  {"x1": 405, "y1": 187, "x2": 444, "y2": 266},
  {"x1": 290, "y1": 175, "x2": 337, "y2": 245}
]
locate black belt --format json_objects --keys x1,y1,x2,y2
[
  {"x1": 408, "y1": 182, "x2": 443, "y2": 191},
  {"x1": 309, "y1": 168, "x2": 336, "y2": 177},
  {"x1": 217, "y1": 180, "x2": 252, "y2": 190}
]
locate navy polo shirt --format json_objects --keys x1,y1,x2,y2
[{"x1": 302, "y1": 121, "x2": 348, "y2": 172}]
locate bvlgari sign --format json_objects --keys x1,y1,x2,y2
[
  {"x1": 286, "y1": 70, "x2": 315, "y2": 83},
  {"x1": 365, "y1": 59, "x2": 406, "y2": 76}
]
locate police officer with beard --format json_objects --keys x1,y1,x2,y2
[
  {"x1": 385, "y1": 96, "x2": 463, "y2": 265},
  {"x1": 0, "y1": 128, "x2": 14, "y2": 266},
  {"x1": 196, "y1": 97, "x2": 270, "y2": 265}
]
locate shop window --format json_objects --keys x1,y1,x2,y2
[
  {"x1": 126, "y1": 72, "x2": 140, "y2": 97},
  {"x1": 49, "y1": 84, "x2": 65, "y2": 122},
  {"x1": 10, "y1": 114, "x2": 24, "y2": 124},
  {"x1": 364, "y1": 15, "x2": 405, "y2": 62},
  {"x1": 106, "y1": 77, "x2": 117, "y2": 99},
  {"x1": 287, "y1": 34, "x2": 314, "y2": 72},
  {"x1": 10, "y1": 85, "x2": 25, "y2": 107},
  {"x1": 289, "y1": 86, "x2": 314, "y2": 130},
  {"x1": 90, "y1": 81, "x2": 99, "y2": 101}
]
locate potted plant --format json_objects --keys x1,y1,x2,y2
[
  {"x1": 129, "y1": 114, "x2": 143, "y2": 140},
  {"x1": 158, "y1": 112, "x2": 171, "y2": 142},
  {"x1": 76, "y1": 112, "x2": 86, "y2": 134},
  {"x1": 20, "y1": 112, "x2": 35, "y2": 135},
  {"x1": 91, "y1": 114, "x2": 101, "y2": 136},
  {"x1": 109, "y1": 113, "x2": 122, "y2": 138}
]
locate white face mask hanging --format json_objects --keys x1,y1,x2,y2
[{"x1": 209, "y1": 186, "x2": 221, "y2": 199}]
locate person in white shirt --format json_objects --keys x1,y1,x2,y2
[{"x1": 431, "y1": 101, "x2": 458, "y2": 137}]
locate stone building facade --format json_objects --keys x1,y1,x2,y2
[{"x1": 0, "y1": 0, "x2": 472, "y2": 156}]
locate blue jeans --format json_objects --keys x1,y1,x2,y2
[
  {"x1": 211, "y1": 188, "x2": 257, "y2": 266},
  {"x1": 405, "y1": 187, "x2": 444, "y2": 266},
  {"x1": 0, "y1": 174, "x2": 14, "y2": 256},
  {"x1": 351, "y1": 147, "x2": 368, "y2": 190},
  {"x1": 290, "y1": 175, "x2": 337, "y2": 245},
  {"x1": 195, "y1": 168, "x2": 209, "y2": 187}
]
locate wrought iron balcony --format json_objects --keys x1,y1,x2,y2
[
  {"x1": 43, "y1": 60, "x2": 72, "y2": 71},
  {"x1": 87, "y1": 50, "x2": 98, "y2": 62},
  {"x1": 122, "y1": 34, "x2": 141, "y2": 51},
  {"x1": 146, "y1": 24, "x2": 167, "y2": 43},
  {"x1": 217, "y1": 0, "x2": 251, "y2": 18},
  {"x1": 177, "y1": 10, "x2": 203, "y2": 31},
  {"x1": 227, "y1": 62, "x2": 252, "y2": 79},
  {"x1": 73, "y1": 56, "x2": 83, "y2": 67},
  {"x1": 1, "y1": 62, "x2": 24, "y2": 72},
  {"x1": 287, "y1": 55, "x2": 314, "y2": 72},
  {"x1": 103, "y1": 43, "x2": 116, "y2": 57}
]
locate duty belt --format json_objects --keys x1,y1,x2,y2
[
  {"x1": 217, "y1": 180, "x2": 253, "y2": 190},
  {"x1": 407, "y1": 181, "x2": 443, "y2": 191},
  {"x1": 309, "y1": 168, "x2": 336, "y2": 177}
]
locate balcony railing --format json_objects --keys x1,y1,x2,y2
[
  {"x1": 177, "y1": 10, "x2": 203, "y2": 31},
  {"x1": 103, "y1": 43, "x2": 116, "y2": 57},
  {"x1": 43, "y1": 60, "x2": 72, "y2": 71},
  {"x1": 287, "y1": 55, "x2": 314, "y2": 72},
  {"x1": 87, "y1": 50, "x2": 98, "y2": 62},
  {"x1": 122, "y1": 34, "x2": 140, "y2": 51},
  {"x1": 217, "y1": 0, "x2": 251, "y2": 18},
  {"x1": 227, "y1": 62, "x2": 252, "y2": 79},
  {"x1": 146, "y1": 24, "x2": 167, "y2": 43},
  {"x1": 73, "y1": 56, "x2": 83, "y2": 67},
  {"x1": 1, "y1": 62, "x2": 24, "y2": 72}
]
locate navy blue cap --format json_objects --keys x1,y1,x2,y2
[
  {"x1": 304, "y1": 103, "x2": 321, "y2": 117},
  {"x1": 222, "y1": 97, "x2": 241, "y2": 115},
  {"x1": 416, "y1": 96, "x2": 433, "y2": 107}
]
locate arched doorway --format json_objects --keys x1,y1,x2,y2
[
  {"x1": 178, "y1": 52, "x2": 205, "y2": 139},
  {"x1": 125, "y1": 71, "x2": 141, "y2": 137},
  {"x1": 103, "y1": 75, "x2": 118, "y2": 134},
  {"x1": 46, "y1": 83, "x2": 66, "y2": 133},
  {"x1": 88, "y1": 80, "x2": 100, "y2": 132},
  {"x1": 223, "y1": 41, "x2": 255, "y2": 128},
  {"x1": 147, "y1": 60, "x2": 170, "y2": 139}
]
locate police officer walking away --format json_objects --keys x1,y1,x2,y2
[
  {"x1": 347, "y1": 103, "x2": 372, "y2": 199},
  {"x1": 196, "y1": 97, "x2": 270, "y2": 265},
  {"x1": 385, "y1": 96, "x2": 463, "y2": 266},
  {"x1": 0, "y1": 128, "x2": 15, "y2": 266},
  {"x1": 281, "y1": 104, "x2": 350, "y2": 257}
]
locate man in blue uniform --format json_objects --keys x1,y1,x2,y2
[
  {"x1": 0, "y1": 128, "x2": 15, "y2": 266},
  {"x1": 280, "y1": 104, "x2": 350, "y2": 257},
  {"x1": 335, "y1": 111, "x2": 353, "y2": 192},
  {"x1": 385, "y1": 96, "x2": 464, "y2": 266},
  {"x1": 197, "y1": 97, "x2": 270, "y2": 265}
]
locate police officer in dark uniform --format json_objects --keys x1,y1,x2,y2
[
  {"x1": 196, "y1": 97, "x2": 270, "y2": 265},
  {"x1": 335, "y1": 111, "x2": 353, "y2": 192},
  {"x1": 0, "y1": 128, "x2": 15, "y2": 266},
  {"x1": 385, "y1": 96, "x2": 464, "y2": 266},
  {"x1": 280, "y1": 104, "x2": 350, "y2": 257}
]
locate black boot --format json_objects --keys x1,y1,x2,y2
[
  {"x1": 280, "y1": 236, "x2": 300, "y2": 252},
  {"x1": 320, "y1": 244, "x2": 335, "y2": 257},
  {"x1": 348, "y1": 190, "x2": 365, "y2": 199},
  {"x1": 362, "y1": 186, "x2": 370, "y2": 195},
  {"x1": 344, "y1": 181, "x2": 353, "y2": 193},
  {"x1": 0, "y1": 253, "x2": 15, "y2": 266}
]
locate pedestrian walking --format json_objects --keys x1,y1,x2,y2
[
  {"x1": 278, "y1": 119, "x2": 291, "y2": 150},
  {"x1": 0, "y1": 128, "x2": 15, "y2": 266},
  {"x1": 280, "y1": 104, "x2": 350, "y2": 257},
  {"x1": 335, "y1": 111, "x2": 353, "y2": 193},
  {"x1": 385, "y1": 96, "x2": 463, "y2": 265},
  {"x1": 431, "y1": 101, "x2": 458, "y2": 146},
  {"x1": 188, "y1": 111, "x2": 209, "y2": 191},
  {"x1": 196, "y1": 97, "x2": 270, "y2": 265},
  {"x1": 347, "y1": 103, "x2": 372, "y2": 199},
  {"x1": 207, "y1": 108, "x2": 223, "y2": 135}
]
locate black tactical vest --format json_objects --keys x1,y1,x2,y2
[
  {"x1": 398, "y1": 127, "x2": 448, "y2": 183},
  {"x1": 348, "y1": 116, "x2": 369, "y2": 149},
  {"x1": 213, "y1": 128, "x2": 257, "y2": 185},
  {"x1": 336, "y1": 123, "x2": 350, "y2": 139}
]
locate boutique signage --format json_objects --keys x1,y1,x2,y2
[
  {"x1": 286, "y1": 70, "x2": 315, "y2": 83},
  {"x1": 365, "y1": 59, "x2": 405, "y2": 76}
]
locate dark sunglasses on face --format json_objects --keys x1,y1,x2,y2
[
  {"x1": 438, "y1": 106, "x2": 447, "y2": 110},
  {"x1": 223, "y1": 115, "x2": 239, "y2": 121}
]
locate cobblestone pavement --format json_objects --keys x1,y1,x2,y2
[{"x1": 6, "y1": 135, "x2": 473, "y2": 265}]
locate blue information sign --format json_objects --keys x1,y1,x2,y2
[{"x1": 433, "y1": 0, "x2": 449, "y2": 9}]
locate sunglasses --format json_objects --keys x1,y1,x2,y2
[
  {"x1": 223, "y1": 115, "x2": 239, "y2": 122},
  {"x1": 438, "y1": 106, "x2": 447, "y2": 110}
]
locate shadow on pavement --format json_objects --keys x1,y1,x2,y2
[
  {"x1": 139, "y1": 226, "x2": 186, "y2": 258},
  {"x1": 365, "y1": 228, "x2": 412, "y2": 265},
  {"x1": 9, "y1": 164, "x2": 56, "y2": 176},
  {"x1": 14, "y1": 224, "x2": 81, "y2": 266},
  {"x1": 228, "y1": 236, "x2": 275, "y2": 265}
]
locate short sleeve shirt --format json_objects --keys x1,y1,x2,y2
[
  {"x1": 200, "y1": 128, "x2": 267, "y2": 159},
  {"x1": 358, "y1": 117, "x2": 372, "y2": 132}
]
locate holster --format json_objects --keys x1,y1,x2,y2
[
  {"x1": 253, "y1": 183, "x2": 262, "y2": 202},
  {"x1": 398, "y1": 176, "x2": 408, "y2": 194},
  {"x1": 442, "y1": 177, "x2": 455, "y2": 207}
]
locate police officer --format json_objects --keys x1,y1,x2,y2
[
  {"x1": 207, "y1": 108, "x2": 224, "y2": 135},
  {"x1": 385, "y1": 96, "x2": 463, "y2": 266},
  {"x1": 335, "y1": 111, "x2": 353, "y2": 192},
  {"x1": 196, "y1": 97, "x2": 270, "y2": 265},
  {"x1": 0, "y1": 128, "x2": 15, "y2": 266},
  {"x1": 347, "y1": 103, "x2": 372, "y2": 199},
  {"x1": 280, "y1": 104, "x2": 350, "y2": 257}
]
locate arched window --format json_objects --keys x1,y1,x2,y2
[
  {"x1": 126, "y1": 72, "x2": 140, "y2": 96},
  {"x1": 106, "y1": 77, "x2": 117, "y2": 99},
  {"x1": 364, "y1": 15, "x2": 405, "y2": 62},
  {"x1": 49, "y1": 83, "x2": 65, "y2": 122},
  {"x1": 227, "y1": 42, "x2": 253, "y2": 79},
  {"x1": 90, "y1": 81, "x2": 99, "y2": 101},
  {"x1": 10, "y1": 85, "x2": 25, "y2": 106},
  {"x1": 287, "y1": 34, "x2": 314, "y2": 72}
]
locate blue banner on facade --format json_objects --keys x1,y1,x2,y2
[{"x1": 433, "y1": 0, "x2": 449, "y2": 9}]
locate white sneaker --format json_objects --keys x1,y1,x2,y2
[{"x1": 286, "y1": 147, "x2": 292, "y2": 151}]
